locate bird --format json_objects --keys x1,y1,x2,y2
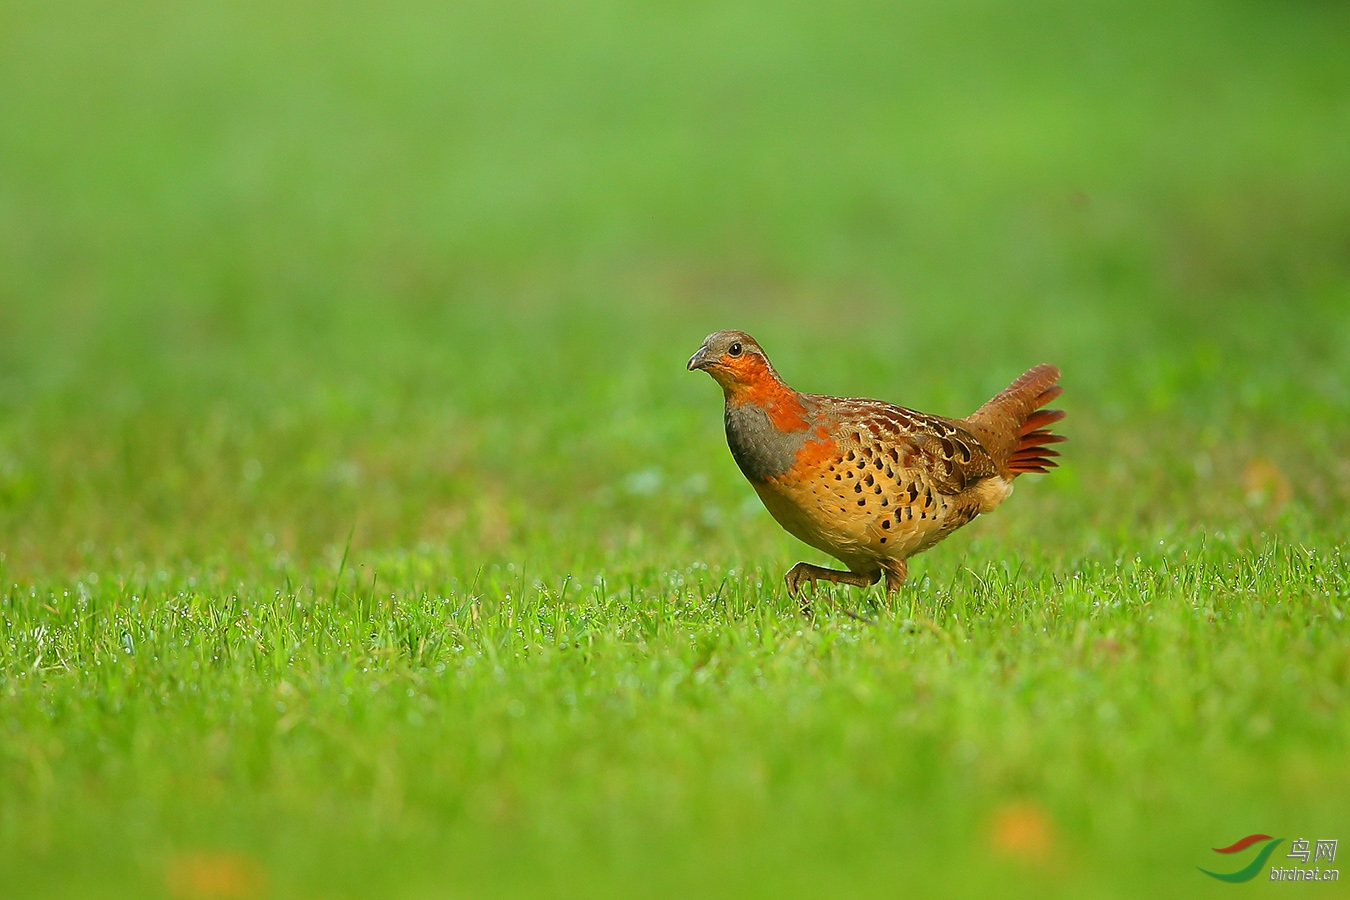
[{"x1": 687, "y1": 330, "x2": 1064, "y2": 607}]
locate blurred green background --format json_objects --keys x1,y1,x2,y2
[
  {"x1": 3, "y1": 0, "x2": 1347, "y2": 570},
  {"x1": 1, "y1": 0, "x2": 1348, "y2": 897}
]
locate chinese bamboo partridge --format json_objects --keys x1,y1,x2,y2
[{"x1": 688, "y1": 330, "x2": 1064, "y2": 605}]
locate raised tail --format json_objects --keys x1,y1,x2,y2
[{"x1": 963, "y1": 364, "x2": 1065, "y2": 476}]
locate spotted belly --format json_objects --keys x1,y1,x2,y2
[{"x1": 753, "y1": 437, "x2": 1005, "y2": 570}]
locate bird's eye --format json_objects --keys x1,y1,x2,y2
[{"x1": 728, "y1": 341, "x2": 743, "y2": 357}]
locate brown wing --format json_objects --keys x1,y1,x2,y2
[{"x1": 815, "y1": 397, "x2": 1000, "y2": 495}]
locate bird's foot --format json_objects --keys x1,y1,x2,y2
[
  {"x1": 784, "y1": 562, "x2": 881, "y2": 616},
  {"x1": 882, "y1": 559, "x2": 908, "y2": 594},
  {"x1": 784, "y1": 562, "x2": 819, "y2": 615}
]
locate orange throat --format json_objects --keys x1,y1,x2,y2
[{"x1": 722, "y1": 365, "x2": 810, "y2": 432}]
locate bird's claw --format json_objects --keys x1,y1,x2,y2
[{"x1": 784, "y1": 563, "x2": 818, "y2": 615}]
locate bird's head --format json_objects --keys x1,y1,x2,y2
[{"x1": 686, "y1": 330, "x2": 781, "y2": 395}]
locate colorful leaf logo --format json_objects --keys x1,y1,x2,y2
[{"x1": 1198, "y1": 835, "x2": 1284, "y2": 883}]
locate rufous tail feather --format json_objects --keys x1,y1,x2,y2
[{"x1": 963, "y1": 363, "x2": 1065, "y2": 476}]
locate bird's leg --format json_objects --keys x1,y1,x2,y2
[
  {"x1": 784, "y1": 563, "x2": 880, "y2": 615},
  {"x1": 881, "y1": 559, "x2": 908, "y2": 594}
]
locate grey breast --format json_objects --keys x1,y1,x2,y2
[{"x1": 723, "y1": 401, "x2": 812, "y2": 483}]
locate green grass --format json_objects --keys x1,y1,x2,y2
[{"x1": 2, "y1": 0, "x2": 1350, "y2": 896}]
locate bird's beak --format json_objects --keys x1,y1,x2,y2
[{"x1": 687, "y1": 345, "x2": 713, "y2": 371}]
